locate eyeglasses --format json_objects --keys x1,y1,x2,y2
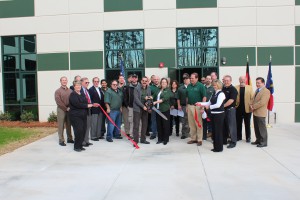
[
  {"x1": 85, "y1": 82, "x2": 90, "y2": 84},
  {"x1": 94, "y1": 81, "x2": 99, "y2": 83},
  {"x1": 112, "y1": 84, "x2": 118, "y2": 86}
]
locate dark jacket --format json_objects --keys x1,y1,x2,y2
[
  {"x1": 133, "y1": 84, "x2": 151, "y2": 113},
  {"x1": 123, "y1": 83, "x2": 139, "y2": 108},
  {"x1": 88, "y1": 86, "x2": 105, "y2": 114},
  {"x1": 69, "y1": 91, "x2": 88, "y2": 118}
]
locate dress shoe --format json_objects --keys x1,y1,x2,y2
[
  {"x1": 163, "y1": 142, "x2": 168, "y2": 145},
  {"x1": 176, "y1": 133, "x2": 179, "y2": 137},
  {"x1": 156, "y1": 141, "x2": 163, "y2": 144},
  {"x1": 187, "y1": 140, "x2": 197, "y2": 144},
  {"x1": 74, "y1": 148, "x2": 82, "y2": 152},
  {"x1": 59, "y1": 142, "x2": 66, "y2": 146},
  {"x1": 91, "y1": 138, "x2": 99, "y2": 141},
  {"x1": 81, "y1": 147, "x2": 86, "y2": 151},
  {"x1": 106, "y1": 138, "x2": 113, "y2": 142},
  {"x1": 251, "y1": 141, "x2": 259, "y2": 145},
  {"x1": 212, "y1": 149, "x2": 222, "y2": 152},
  {"x1": 67, "y1": 139, "x2": 74, "y2": 143},
  {"x1": 257, "y1": 144, "x2": 267, "y2": 148},
  {"x1": 150, "y1": 135, "x2": 156, "y2": 140},
  {"x1": 197, "y1": 141, "x2": 202, "y2": 146},
  {"x1": 83, "y1": 143, "x2": 89, "y2": 147},
  {"x1": 114, "y1": 136, "x2": 123, "y2": 139},
  {"x1": 87, "y1": 142, "x2": 93, "y2": 145},
  {"x1": 181, "y1": 135, "x2": 187, "y2": 139},
  {"x1": 146, "y1": 132, "x2": 150, "y2": 136},
  {"x1": 140, "y1": 140, "x2": 150, "y2": 144},
  {"x1": 246, "y1": 138, "x2": 251, "y2": 143},
  {"x1": 99, "y1": 136, "x2": 105, "y2": 139},
  {"x1": 227, "y1": 143, "x2": 236, "y2": 149}
]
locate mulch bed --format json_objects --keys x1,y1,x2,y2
[{"x1": 0, "y1": 121, "x2": 58, "y2": 128}]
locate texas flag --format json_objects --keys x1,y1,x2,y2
[{"x1": 266, "y1": 62, "x2": 274, "y2": 111}]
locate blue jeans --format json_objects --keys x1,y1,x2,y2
[
  {"x1": 151, "y1": 111, "x2": 158, "y2": 136},
  {"x1": 107, "y1": 110, "x2": 121, "y2": 140}
]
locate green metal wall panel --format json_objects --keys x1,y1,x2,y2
[
  {"x1": 296, "y1": 27, "x2": 300, "y2": 45},
  {"x1": 296, "y1": 67, "x2": 300, "y2": 102},
  {"x1": 145, "y1": 49, "x2": 175, "y2": 68},
  {"x1": 219, "y1": 47, "x2": 256, "y2": 66},
  {"x1": 0, "y1": 0, "x2": 34, "y2": 18},
  {"x1": 104, "y1": 0, "x2": 142, "y2": 12},
  {"x1": 296, "y1": 0, "x2": 300, "y2": 5},
  {"x1": 70, "y1": 51, "x2": 103, "y2": 70},
  {"x1": 296, "y1": 47, "x2": 300, "y2": 65},
  {"x1": 295, "y1": 104, "x2": 300, "y2": 122},
  {"x1": 37, "y1": 53, "x2": 69, "y2": 71},
  {"x1": 177, "y1": 0, "x2": 217, "y2": 8},
  {"x1": 257, "y1": 47, "x2": 294, "y2": 66}
]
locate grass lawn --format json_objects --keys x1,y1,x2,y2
[
  {"x1": 0, "y1": 127, "x2": 34, "y2": 147},
  {"x1": 0, "y1": 126, "x2": 57, "y2": 155}
]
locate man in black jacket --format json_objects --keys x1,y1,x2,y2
[{"x1": 89, "y1": 77, "x2": 105, "y2": 141}]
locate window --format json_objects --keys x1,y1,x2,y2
[
  {"x1": 104, "y1": 30, "x2": 144, "y2": 82},
  {"x1": 177, "y1": 28, "x2": 218, "y2": 77},
  {"x1": 1, "y1": 35, "x2": 38, "y2": 120}
]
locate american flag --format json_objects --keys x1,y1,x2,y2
[{"x1": 119, "y1": 54, "x2": 126, "y2": 80}]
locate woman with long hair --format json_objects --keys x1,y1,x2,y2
[{"x1": 169, "y1": 80, "x2": 180, "y2": 136}]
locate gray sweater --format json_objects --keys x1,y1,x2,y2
[{"x1": 133, "y1": 84, "x2": 151, "y2": 113}]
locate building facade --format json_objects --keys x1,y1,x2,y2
[{"x1": 0, "y1": 0, "x2": 299, "y2": 123}]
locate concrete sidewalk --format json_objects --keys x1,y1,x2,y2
[{"x1": 0, "y1": 123, "x2": 300, "y2": 200}]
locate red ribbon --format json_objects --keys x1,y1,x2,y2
[
  {"x1": 194, "y1": 108, "x2": 202, "y2": 128},
  {"x1": 98, "y1": 105, "x2": 140, "y2": 149}
]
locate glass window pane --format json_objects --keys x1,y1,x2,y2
[
  {"x1": 177, "y1": 29, "x2": 201, "y2": 48},
  {"x1": 21, "y1": 35, "x2": 36, "y2": 53},
  {"x1": 124, "y1": 31, "x2": 144, "y2": 49},
  {"x1": 3, "y1": 55, "x2": 20, "y2": 71},
  {"x1": 21, "y1": 54, "x2": 37, "y2": 71},
  {"x1": 4, "y1": 73, "x2": 21, "y2": 104},
  {"x1": 105, "y1": 51, "x2": 119, "y2": 69},
  {"x1": 2, "y1": 36, "x2": 19, "y2": 54},
  {"x1": 105, "y1": 32, "x2": 124, "y2": 50},
  {"x1": 202, "y1": 48, "x2": 218, "y2": 66},
  {"x1": 202, "y1": 29, "x2": 217, "y2": 47},
  {"x1": 178, "y1": 48, "x2": 201, "y2": 67},
  {"x1": 22, "y1": 74, "x2": 37, "y2": 103},
  {"x1": 124, "y1": 50, "x2": 144, "y2": 68},
  {"x1": 5, "y1": 105, "x2": 21, "y2": 121}
]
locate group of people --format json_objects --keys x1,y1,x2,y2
[{"x1": 54, "y1": 71, "x2": 270, "y2": 153}]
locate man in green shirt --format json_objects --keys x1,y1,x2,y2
[
  {"x1": 104, "y1": 80, "x2": 123, "y2": 142},
  {"x1": 186, "y1": 73, "x2": 206, "y2": 146}
]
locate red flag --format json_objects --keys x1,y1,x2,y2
[{"x1": 245, "y1": 61, "x2": 252, "y2": 86}]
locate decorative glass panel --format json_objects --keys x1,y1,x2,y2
[
  {"x1": 178, "y1": 48, "x2": 201, "y2": 67},
  {"x1": 21, "y1": 35, "x2": 36, "y2": 53},
  {"x1": 3, "y1": 36, "x2": 19, "y2": 54},
  {"x1": 22, "y1": 74, "x2": 37, "y2": 103},
  {"x1": 124, "y1": 31, "x2": 144, "y2": 49},
  {"x1": 105, "y1": 51, "x2": 119, "y2": 69},
  {"x1": 21, "y1": 54, "x2": 37, "y2": 71},
  {"x1": 177, "y1": 29, "x2": 201, "y2": 48},
  {"x1": 4, "y1": 73, "x2": 20, "y2": 104},
  {"x1": 3, "y1": 55, "x2": 20, "y2": 71},
  {"x1": 202, "y1": 48, "x2": 218, "y2": 66},
  {"x1": 124, "y1": 50, "x2": 144, "y2": 68},
  {"x1": 202, "y1": 29, "x2": 217, "y2": 47},
  {"x1": 105, "y1": 32, "x2": 124, "y2": 50}
]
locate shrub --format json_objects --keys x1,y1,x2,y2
[
  {"x1": 0, "y1": 111, "x2": 13, "y2": 121},
  {"x1": 48, "y1": 111, "x2": 57, "y2": 123},
  {"x1": 20, "y1": 110, "x2": 35, "y2": 123}
]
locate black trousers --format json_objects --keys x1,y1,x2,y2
[
  {"x1": 156, "y1": 110, "x2": 170, "y2": 143},
  {"x1": 211, "y1": 112, "x2": 225, "y2": 152},
  {"x1": 69, "y1": 114, "x2": 87, "y2": 149},
  {"x1": 224, "y1": 108, "x2": 237, "y2": 143},
  {"x1": 236, "y1": 107, "x2": 252, "y2": 140},
  {"x1": 133, "y1": 109, "x2": 148, "y2": 143},
  {"x1": 170, "y1": 115, "x2": 179, "y2": 135}
]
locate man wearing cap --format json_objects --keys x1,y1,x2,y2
[
  {"x1": 186, "y1": 73, "x2": 206, "y2": 146},
  {"x1": 123, "y1": 74, "x2": 139, "y2": 137},
  {"x1": 177, "y1": 74, "x2": 190, "y2": 139}
]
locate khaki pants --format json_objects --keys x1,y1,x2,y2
[
  {"x1": 187, "y1": 105, "x2": 203, "y2": 142},
  {"x1": 57, "y1": 107, "x2": 72, "y2": 143}
]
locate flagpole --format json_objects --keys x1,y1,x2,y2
[{"x1": 267, "y1": 55, "x2": 272, "y2": 128}]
